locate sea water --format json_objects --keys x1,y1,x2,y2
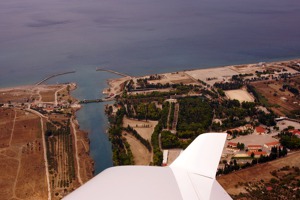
[{"x1": 0, "y1": 0, "x2": 300, "y2": 174}]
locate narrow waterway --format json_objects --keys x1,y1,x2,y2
[{"x1": 47, "y1": 67, "x2": 120, "y2": 174}]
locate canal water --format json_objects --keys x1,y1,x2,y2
[
  {"x1": 46, "y1": 66, "x2": 120, "y2": 174},
  {"x1": 1, "y1": 0, "x2": 300, "y2": 175}
]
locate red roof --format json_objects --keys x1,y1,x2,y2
[
  {"x1": 266, "y1": 186, "x2": 273, "y2": 191},
  {"x1": 228, "y1": 142, "x2": 237, "y2": 146},
  {"x1": 292, "y1": 130, "x2": 300, "y2": 135},
  {"x1": 265, "y1": 141, "x2": 280, "y2": 146},
  {"x1": 255, "y1": 126, "x2": 266, "y2": 133}
]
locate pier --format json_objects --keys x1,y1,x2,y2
[
  {"x1": 35, "y1": 71, "x2": 76, "y2": 85},
  {"x1": 96, "y1": 68, "x2": 130, "y2": 77}
]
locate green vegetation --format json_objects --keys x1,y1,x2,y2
[
  {"x1": 151, "y1": 121, "x2": 163, "y2": 165},
  {"x1": 214, "y1": 82, "x2": 243, "y2": 90},
  {"x1": 177, "y1": 97, "x2": 212, "y2": 137},
  {"x1": 247, "y1": 84, "x2": 269, "y2": 106},
  {"x1": 161, "y1": 131, "x2": 180, "y2": 149},
  {"x1": 279, "y1": 131, "x2": 300, "y2": 149},
  {"x1": 109, "y1": 107, "x2": 134, "y2": 165},
  {"x1": 135, "y1": 102, "x2": 161, "y2": 120},
  {"x1": 160, "y1": 102, "x2": 170, "y2": 129},
  {"x1": 169, "y1": 102, "x2": 175, "y2": 128}
]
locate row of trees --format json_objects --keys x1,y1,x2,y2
[
  {"x1": 214, "y1": 81, "x2": 243, "y2": 90},
  {"x1": 108, "y1": 107, "x2": 134, "y2": 165},
  {"x1": 45, "y1": 120, "x2": 76, "y2": 189},
  {"x1": 279, "y1": 131, "x2": 300, "y2": 149}
]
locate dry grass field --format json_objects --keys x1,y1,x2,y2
[
  {"x1": 123, "y1": 132, "x2": 152, "y2": 165},
  {"x1": 217, "y1": 151, "x2": 300, "y2": 197},
  {"x1": 0, "y1": 108, "x2": 48, "y2": 200},
  {"x1": 122, "y1": 117, "x2": 156, "y2": 165},
  {"x1": 185, "y1": 67, "x2": 239, "y2": 85},
  {"x1": 123, "y1": 117, "x2": 158, "y2": 141},
  {"x1": 0, "y1": 84, "x2": 92, "y2": 199},
  {"x1": 146, "y1": 71, "x2": 197, "y2": 85},
  {"x1": 0, "y1": 87, "x2": 37, "y2": 103},
  {"x1": 225, "y1": 89, "x2": 255, "y2": 102}
]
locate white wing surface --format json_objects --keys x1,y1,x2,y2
[{"x1": 63, "y1": 133, "x2": 232, "y2": 200}]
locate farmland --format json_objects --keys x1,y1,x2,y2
[{"x1": 251, "y1": 77, "x2": 300, "y2": 116}]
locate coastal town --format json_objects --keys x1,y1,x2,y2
[{"x1": 1, "y1": 59, "x2": 300, "y2": 199}]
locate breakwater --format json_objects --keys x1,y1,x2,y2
[
  {"x1": 96, "y1": 68, "x2": 130, "y2": 77},
  {"x1": 35, "y1": 71, "x2": 76, "y2": 85}
]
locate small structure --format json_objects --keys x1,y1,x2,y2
[
  {"x1": 247, "y1": 145, "x2": 262, "y2": 152},
  {"x1": 264, "y1": 141, "x2": 280, "y2": 149},
  {"x1": 291, "y1": 130, "x2": 300, "y2": 138},
  {"x1": 255, "y1": 126, "x2": 266, "y2": 135},
  {"x1": 162, "y1": 150, "x2": 169, "y2": 166},
  {"x1": 280, "y1": 97, "x2": 287, "y2": 102},
  {"x1": 247, "y1": 151, "x2": 268, "y2": 158},
  {"x1": 244, "y1": 124, "x2": 253, "y2": 130},
  {"x1": 227, "y1": 142, "x2": 237, "y2": 148},
  {"x1": 275, "y1": 117, "x2": 287, "y2": 121},
  {"x1": 233, "y1": 153, "x2": 249, "y2": 158}
]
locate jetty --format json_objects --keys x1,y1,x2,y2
[
  {"x1": 35, "y1": 71, "x2": 76, "y2": 85},
  {"x1": 96, "y1": 68, "x2": 130, "y2": 77}
]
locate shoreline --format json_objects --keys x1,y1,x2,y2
[
  {"x1": 69, "y1": 84, "x2": 95, "y2": 181},
  {"x1": 105, "y1": 58, "x2": 300, "y2": 95}
]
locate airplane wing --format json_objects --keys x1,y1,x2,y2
[{"x1": 63, "y1": 133, "x2": 232, "y2": 200}]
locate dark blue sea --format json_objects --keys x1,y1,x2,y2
[{"x1": 0, "y1": 0, "x2": 300, "y2": 174}]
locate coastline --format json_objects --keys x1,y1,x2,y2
[
  {"x1": 105, "y1": 58, "x2": 300, "y2": 94},
  {"x1": 104, "y1": 58, "x2": 300, "y2": 167}
]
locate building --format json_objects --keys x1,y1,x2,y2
[
  {"x1": 247, "y1": 145, "x2": 262, "y2": 152},
  {"x1": 162, "y1": 150, "x2": 169, "y2": 166},
  {"x1": 264, "y1": 141, "x2": 280, "y2": 149},
  {"x1": 291, "y1": 130, "x2": 300, "y2": 138},
  {"x1": 247, "y1": 151, "x2": 268, "y2": 158},
  {"x1": 255, "y1": 126, "x2": 266, "y2": 135},
  {"x1": 227, "y1": 142, "x2": 237, "y2": 148}
]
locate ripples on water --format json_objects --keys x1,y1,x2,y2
[{"x1": 0, "y1": 0, "x2": 300, "y2": 173}]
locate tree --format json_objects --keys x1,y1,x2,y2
[{"x1": 237, "y1": 142, "x2": 245, "y2": 150}]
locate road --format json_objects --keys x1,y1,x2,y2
[
  {"x1": 71, "y1": 118, "x2": 83, "y2": 185},
  {"x1": 40, "y1": 118, "x2": 51, "y2": 200}
]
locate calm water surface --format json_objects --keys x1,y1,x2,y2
[{"x1": 0, "y1": 0, "x2": 300, "y2": 173}]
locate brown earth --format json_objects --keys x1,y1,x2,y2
[
  {"x1": 123, "y1": 131, "x2": 152, "y2": 165},
  {"x1": 0, "y1": 84, "x2": 94, "y2": 199},
  {"x1": 0, "y1": 108, "x2": 48, "y2": 200},
  {"x1": 251, "y1": 77, "x2": 300, "y2": 116},
  {"x1": 73, "y1": 125, "x2": 94, "y2": 184},
  {"x1": 217, "y1": 151, "x2": 300, "y2": 196},
  {"x1": 123, "y1": 116, "x2": 158, "y2": 141}
]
